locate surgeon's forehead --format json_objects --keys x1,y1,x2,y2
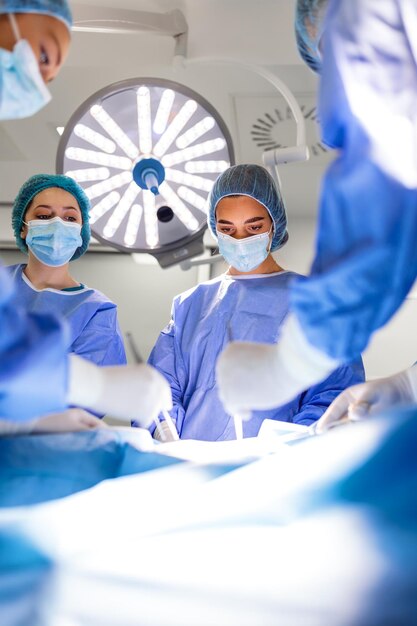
[
  {"x1": 216, "y1": 195, "x2": 270, "y2": 217},
  {"x1": 30, "y1": 187, "x2": 80, "y2": 209}
]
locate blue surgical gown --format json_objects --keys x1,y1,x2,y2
[
  {"x1": 7, "y1": 264, "x2": 127, "y2": 368},
  {"x1": 149, "y1": 272, "x2": 364, "y2": 440},
  {"x1": 291, "y1": 0, "x2": 417, "y2": 362},
  {"x1": 0, "y1": 264, "x2": 69, "y2": 421}
]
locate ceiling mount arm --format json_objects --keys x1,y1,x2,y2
[
  {"x1": 72, "y1": 6, "x2": 188, "y2": 55},
  {"x1": 178, "y1": 57, "x2": 309, "y2": 189}
]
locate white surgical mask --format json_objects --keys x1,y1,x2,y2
[
  {"x1": 0, "y1": 14, "x2": 52, "y2": 120},
  {"x1": 217, "y1": 228, "x2": 272, "y2": 272}
]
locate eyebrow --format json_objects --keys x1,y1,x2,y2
[
  {"x1": 217, "y1": 217, "x2": 266, "y2": 225},
  {"x1": 53, "y1": 33, "x2": 62, "y2": 68},
  {"x1": 46, "y1": 33, "x2": 62, "y2": 83},
  {"x1": 34, "y1": 204, "x2": 80, "y2": 212}
]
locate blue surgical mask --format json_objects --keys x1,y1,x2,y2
[
  {"x1": 25, "y1": 217, "x2": 83, "y2": 267},
  {"x1": 217, "y1": 228, "x2": 272, "y2": 273},
  {"x1": 0, "y1": 14, "x2": 52, "y2": 120}
]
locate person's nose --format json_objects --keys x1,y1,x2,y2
[{"x1": 233, "y1": 228, "x2": 248, "y2": 240}]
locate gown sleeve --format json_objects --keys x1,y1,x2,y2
[
  {"x1": 147, "y1": 298, "x2": 186, "y2": 433},
  {"x1": 70, "y1": 305, "x2": 127, "y2": 367},
  {"x1": 292, "y1": 358, "x2": 365, "y2": 426},
  {"x1": 0, "y1": 265, "x2": 69, "y2": 421}
]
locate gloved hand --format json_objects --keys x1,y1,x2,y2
[
  {"x1": 0, "y1": 408, "x2": 105, "y2": 435},
  {"x1": 216, "y1": 314, "x2": 338, "y2": 415},
  {"x1": 315, "y1": 364, "x2": 417, "y2": 434},
  {"x1": 67, "y1": 355, "x2": 173, "y2": 429},
  {"x1": 31, "y1": 408, "x2": 106, "y2": 433}
]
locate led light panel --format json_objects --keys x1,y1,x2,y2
[{"x1": 57, "y1": 78, "x2": 234, "y2": 263}]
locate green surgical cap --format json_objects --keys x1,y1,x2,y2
[
  {"x1": 12, "y1": 174, "x2": 91, "y2": 260},
  {"x1": 0, "y1": 0, "x2": 72, "y2": 32}
]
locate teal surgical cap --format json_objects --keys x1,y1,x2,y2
[
  {"x1": 208, "y1": 164, "x2": 288, "y2": 252},
  {"x1": 0, "y1": 0, "x2": 72, "y2": 32},
  {"x1": 295, "y1": 0, "x2": 328, "y2": 73},
  {"x1": 12, "y1": 174, "x2": 91, "y2": 260}
]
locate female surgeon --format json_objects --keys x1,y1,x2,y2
[
  {"x1": 8, "y1": 174, "x2": 127, "y2": 369},
  {"x1": 0, "y1": 0, "x2": 172, "y2": 430},
  {"x1": 148, "y1": 164, "x2": 364, "y2": 441}
]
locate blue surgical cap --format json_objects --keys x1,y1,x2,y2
[
  {"x1": 295, "y1": 0, "x2": 328, "y2": 73},
  {"x1": 12, "y1": 174, "x2": 91, "y2": 260},
  {"x1": 208, "y1": 164, "x2": 288, "y2": 252},
  {"x1": 0, "y1": 0, "x2": 72, "y2": 32}
]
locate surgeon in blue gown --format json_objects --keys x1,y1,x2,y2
[
  {"x1": 149, "y1": 164, "x2": 364, "y2": 441},
  {"x1": 7, "y1": 174, "x2": 126, "y2": 369},
  {"x1": 0, "y1": 0, "x2": 73, "y2": 420},
  {"x1": 0, "y1": 0, "x2": 172, "y2": 426},
  {"x1": 216, "y1": 0, "x2": 417, "y2": 420}
]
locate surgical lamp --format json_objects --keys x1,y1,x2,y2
[{"x1": 56, "y1": 78, "x2": 234, "y2": 267}]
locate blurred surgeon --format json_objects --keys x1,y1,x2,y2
[
  {"x1": 149, "y1": 164, "x2": 364, "y2": 441},
  {"x1": 9, "y1": 174, "x2": 126, "y2": 369},
  {"x1": 217, "y1": 0, "x2": 417, "y2": 419},
  {"x1": 0, "y1": 0, "x2": 172, "y2": 428},
  {"x1": 0, "y1": 0, "x2": 71, "y2": 119}
]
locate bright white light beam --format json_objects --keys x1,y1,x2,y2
[
  {"x1": 165, "y1": 168, "x2": 213, "y2": 192},
  {"x1": 124, "y1": 203, "x2": 143, "y2": 246},
  {"x1": 176, "y1": 116, "x2": 215, "y2": 150},
  {"x1": 185, "y1": 160, "x2": 230, "y2": 174},
  {"x1": 161, "y1": 138, "x2": 226, "y2": 167},
  {"x1": 137, "y1": 86, "x2": 152, "y2": 155},
  {"x1": 84, "y1": 171, "x2": 132, "y2": 200},
  {"x1": 143, "y1": 191, "x2": 159, "y2": 248},
  {"x1": 159, "y1": 181, "x2": 200, "y2": 231},
  {"x1": 90, "y1": 104, "x2": 139, "y2": 160},
  {"x1": 65, "y1": 147, "x2": 132, "y2": 170},
  {"x1": 153, "y1": 99, "x2": 197, "y2": 158},
  {"x1": 177, "y1": 186, "x2": 208, "y2": 213},
  {"x1": 103, "y1": 181, "x2": 139, "y2": 238},
  {"x1": 89, "y1": 191, "x2": 120, "y2": 225},
  {"x1": 74, "y1": 124, "x2": 116, "y2": 153},
  {"x1": 153, "y1": 89, "x2": 175, "y2": 135},
  {"x1": 65, "y1": 167, "x2": 110, "y2": 183}
]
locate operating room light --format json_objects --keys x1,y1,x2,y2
[
  {"x1": 65, "y1": 167, "x2": 110, "y2": 183},
  {"x1": 74, "y1": 124, "x2": 116, "y2": 153},
  {"x1": 57, "y1": 77, "x2": 234, "y2": 267},
  {"x1": 89, "y1": 191, "x2": 120, "y2": 225},
  {"x1": 153, "y1": 89, "x2": 175, "y2": 135}
]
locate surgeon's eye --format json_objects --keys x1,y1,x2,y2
[
  {"x1": 39, "y1": 47, "x2": 49, "y2": 66},
  {"x1": 37, "y1": 214, "x2": 51, "y2": 220},
  {"x1": 64, "y1": 216, "x2": 77, "y2": 222}
]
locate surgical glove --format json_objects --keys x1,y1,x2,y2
[
  {"x1": 315, "y1": 364, "x2": 417, "y2": 434},
  {"x1": 0, "y1": 408, "x2": 105, "y2": 435},
  {"x1": 31, "y1": 408, "x2": 106, "y2": 433},
  {"x1": 216, "y1": 314, "x2": 338, "y2": 415},
  {"x1": 67, "y1": 355, "x2": 172, "y2": 429}
]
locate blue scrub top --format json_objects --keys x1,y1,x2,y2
[
  {"x1": 7, "y1": 264, "x2": 127, "y2": 368},
  {"x1": 149, "y1": 272, "x2": 365, "y2": 441}
]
